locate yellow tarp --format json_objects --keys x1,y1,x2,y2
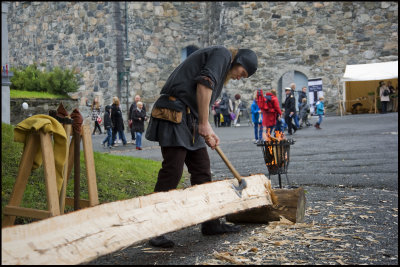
[{"x1": 14, "y1": 114, "x2": 68, "y2": 195}]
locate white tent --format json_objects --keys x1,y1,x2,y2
[
  {"x1": 342, "y1": 61, "x2": 398, "y2": 81},
  {"x1": 340, "y1": 61, "x2": 398, "y2": 115}
]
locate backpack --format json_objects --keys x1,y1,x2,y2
[
  {"x1": 383, "y1": 89, "x2": 390, "y2": 96},
  {"x1": 219, "y1": 100, "x2": 227, "y2": 110}
]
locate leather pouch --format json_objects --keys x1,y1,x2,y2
[
  {"x1": 151, "y1": 106, "x2": 182, "y2": 123},
  {"x1": 151, "y1": 95, "x2": 184, "y2": 124}
]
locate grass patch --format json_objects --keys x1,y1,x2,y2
[
  {"x1": 2, "y1": 122, "x2": 185, "y2": 225},
  {"x1": 10, "y1": 89, "x2": 70, "y2": 99}
]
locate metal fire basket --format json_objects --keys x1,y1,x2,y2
[{"x1": 257, "y1": 139, "x2": 295, "y2": 188}]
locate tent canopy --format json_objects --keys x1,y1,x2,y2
[{"x1": 342, "y1": 61, "x2": 398, "y2": 82}]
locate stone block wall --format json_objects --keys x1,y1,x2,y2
[{"x1": 7, "y1": 2, "x2": 398, "y2": 116}]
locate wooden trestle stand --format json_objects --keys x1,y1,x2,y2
[{"x1": 2, "y1": 122, "x2": 99, "y2": 228}]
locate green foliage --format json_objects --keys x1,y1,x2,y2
[
  {"x1": 10, "y1": 89, "x2": 68, "y2": 99},
  {"x1": 1, "y1": 123, "x2": 184, "y2": 225},
  {"x1": 10, "y1": 64, "x2": 44, "y2": 92},
  {"x1": 10, "y1": 63, "x2": 81, "y2": 96}
]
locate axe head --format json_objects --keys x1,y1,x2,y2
[{"x1": 231, "y1": 178, "x2": 247, "y2": 198}]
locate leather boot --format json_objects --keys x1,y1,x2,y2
[
  {"x1": 149, "y1": 235, "x2": 175, "y2": 248},
  {"x1": 201, "y1": 219, "x2": 240, "y2": 235}
]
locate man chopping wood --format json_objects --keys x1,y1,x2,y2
[{"x1": 145, "y1": 46, "x2": 258, "y2": 248}]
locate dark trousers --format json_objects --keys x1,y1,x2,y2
[
  {"x1": 213, "y1": 113, "x2": 221, "y2": 127},
  {"x1": 93, "y1": 121, "x2": 102, "y2": 134},
  {"x1": 285, "y1": 114, "x2": 297, "y2": 134},
  {"x1": 381, "y1": 101, "x2": 388, "y2": 113},
  {"x1": 223, "y1": 114, "x2": 231, "y2": 127},
  {"x1": 154, "y1": 146, "x2": 211, "y2": 192},
  {"x1": 131, "y1": 125, "x2": 136, "y2": 140}
]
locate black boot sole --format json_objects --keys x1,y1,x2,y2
[
  {"x1": 149, "y1": 236, "x2": 175, "y2": 248},
  {"x1": 201, "y1": 223, "x2": 240, "y2": 236}
]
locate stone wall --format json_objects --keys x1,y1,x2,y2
[
  {"x1": 7, "y1": 2, "x2": 398, "y2": 116},
  {"x1": 10, "y1": 98, "x2": 79, "y2": 126}
]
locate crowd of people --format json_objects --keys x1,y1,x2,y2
[
  {"x1": 91, "y1": 82, "x2": 326, "y2": 151},
  {"x1": 210, "y1": 82, "x2": 325, "y2": 144},
  {"x1": 91, "y1": 78, "x2": 397, "y2": 152},
  {"x1": 91, "y1": 94, "x2": 147, "y2": 150}
]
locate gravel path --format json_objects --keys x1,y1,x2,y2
[{"x1": 87, "y1": 112, "x2": 398, "y2": 265}]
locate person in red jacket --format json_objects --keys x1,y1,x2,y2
[{"x1": 256, "y1": 88, "x2": 282, "y2": 139}]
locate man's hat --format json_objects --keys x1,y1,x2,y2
[
  {"x1": 232, "y1": 49, "x2": 258, "y2": 77},
  {"x1": 284, "y1": 87, "x2": 291, "y2": 91}
]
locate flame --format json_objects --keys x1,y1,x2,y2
[{"x1": 262, "y1": 130, "x2": 290, "y2": 169}]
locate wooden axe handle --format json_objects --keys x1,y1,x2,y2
[{"x1": 215, "y1": 146, "x2": 242, "y2": 183}]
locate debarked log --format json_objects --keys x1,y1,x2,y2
[
  {"x1": 226, "y1": 187, "x2": 306, "y2": 224},
  {"x1": 2, "y1": 174, "x2": 273, "y2": 265}
]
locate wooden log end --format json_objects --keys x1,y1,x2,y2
[{"x1": 226, "y1": 187, "x2": 306, "y2": 224}]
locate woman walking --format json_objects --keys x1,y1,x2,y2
[
  {"x1": 378, "y1": 81, "x2": 390, "y2": 114},
  {"x1": 111, "y1": 97, "x2": 127, "y2": 146},
  {"x1": 132, "y1": 101, "x2": 147, "y2": 150},
  {"x1": 91, "y1": 97, "x2": 102, "y2": 135}
]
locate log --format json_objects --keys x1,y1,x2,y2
[
  {"x1": 226, "y1": 187, "x2": 306, "y2": 224},
  {"x1": 1, "y1": 174, "x2": 273, "y2": 265}
]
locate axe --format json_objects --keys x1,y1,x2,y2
[{"x1": 215, "y1": 146, "x2": 247, "y2": 197}]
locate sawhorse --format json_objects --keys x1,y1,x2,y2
[{"x1": 2, "y1": 124, "x2": 99, "y2": 227}]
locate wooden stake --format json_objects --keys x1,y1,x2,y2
[
  {"x1": 59, "y1": 124, "x2": 72, "y2": 214},
  {"x1": 40, "y1": 132, "x2": 61, "y2": 217},
  {"x1": 81, "y1": 125, "x2": 99, "y2": 206},
  {"x1": 73, "y1": 131, "x2": 81, "y2": 210}
]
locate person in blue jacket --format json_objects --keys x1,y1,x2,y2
[
  {"x1": 315, "y1": 96, "x2": 325, "y2": 129},
  {"x1": 251, "y1": 91, "x2": 263, "y2": 143}
]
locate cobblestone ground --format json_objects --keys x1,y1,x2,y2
[{"x1": 87, "y1": 112, "x2": 398, "y2": 265}]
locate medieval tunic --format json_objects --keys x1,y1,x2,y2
[{"x1": 146, "y1": 46, "x2": 232, "y2": 150}]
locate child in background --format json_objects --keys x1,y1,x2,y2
[
  {"x1": 251, "y1": 91, "x2": 263, "y2": 144},
  {"x1": 275, "y1": 108, "x2": 287, "y2": 133},
  {"x1": 299, "y1": 98, "x2": 311, "y2": 128},
  {"x1": 102, "y1": 105, "x2": 113, "y2": 149},
  {"x1": 315, "y1": 96, "x2": 325, "y2": 129}
]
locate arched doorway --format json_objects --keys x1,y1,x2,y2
[
  {"x1": 277, "y1": 70, "x2": 308, "y2": 110},
  {"x1": 181, "y1": 45, "x2": 199, "y2": 62}
]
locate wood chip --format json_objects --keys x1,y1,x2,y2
[
  {"x1": 214, "y1": 252, "x2": 244, "y2": 265},
  {"x1": 143, "y1": 250, "x2": 174, "y2": 253},
  {"x1": 304, "y1": 234, "x2": 341, "y2": 241}
]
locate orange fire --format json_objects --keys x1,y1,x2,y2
[{"x1": 262, "y1": 130, "x2": 289, "y2": 168}]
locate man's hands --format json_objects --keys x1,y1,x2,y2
[
  {"x1": 197, "y1": 83, "x2": 220, "y2": 150},
  {"x1": 199, "y1": 123, "x2": 220, "y2": 149}
]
